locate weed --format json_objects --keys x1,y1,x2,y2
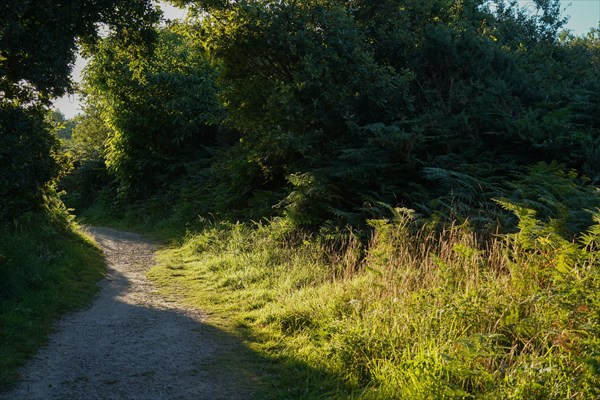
[
  {"x1": 0, "y1": 214, "x2": 105, "y2": 390},
  {"x1": 149, "y1": 210, "x2": 600, "y2": 398}
]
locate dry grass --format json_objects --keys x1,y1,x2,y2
[{"x1": 149, "y1": 214, "x2": 600, "y2": 399}]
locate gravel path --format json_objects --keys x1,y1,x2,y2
[{"x1": 4, "y1": 227, "x2": 249, "y2": 400}]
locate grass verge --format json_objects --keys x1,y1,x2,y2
[
  {"x1": 148, "y1": 213, "x2": 600, "y2": 399},
  {"x1": 0, "y1": 213, "x2": 105, "y2": 390}
]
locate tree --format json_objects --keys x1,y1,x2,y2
[
  {"x1": 66, "y1": 106, "x2": 111, "y2": 163},
  {"x1": 83, "y1": 24, "x2": 223, "y2": 199},
  {"x1": 58, "y1": 104, "x2": 113, "y2": 211},
  {"x1": 173, "y1": 0, "x2": 597, "y2": 227},
  {"x1": 51, "y1": 111, "x2": 77, "y2": 140},
  {"x1": 1, "y1": 0, "x2": 159, "y2": 104},
  {"x1": 0, "y1": 0, "x2": 159, "y2": 221},
  {"x1": 0, "y1": 103, "x2": 63, "y2": 218},
  {"x1": 188, "y1": 0, "x2": 416, "y2": 225}
]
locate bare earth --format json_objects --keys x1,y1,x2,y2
[{"x1": 5, "y1": 227, "x2": 250, "y2": 400}]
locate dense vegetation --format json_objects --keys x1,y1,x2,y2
[
  {"x1": 0, "y1": 213, "x2": 105, "y2": 389},
  {"x1": 57, "y1": 1, "x2": 598, "y2": 233},
  {"x1": 0, "y1": 0, "x2": 157, "y2": 390},
  {"x1": 150, "y1": 211, "x2": 600, "y2": 398},
  {"x1": 2, "y1": 0, "x2": 599, "y2": 397}
]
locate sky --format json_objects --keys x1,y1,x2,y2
[{"x1": 54, "y1": 0, "x2": 600, "y2": 119}]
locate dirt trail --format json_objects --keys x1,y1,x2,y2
[{"x1": 4, "y1": 227, "x2": 249, "y2": 400}]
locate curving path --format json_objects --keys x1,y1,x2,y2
[{"x1": 4, "y1": 227, "x2": 249, "y2": 400}]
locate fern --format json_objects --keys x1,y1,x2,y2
[
  {"x1": 422, "y1": 167, "x2": 484, "y2": 203},
  {"x1": 494, "y1": 198, "x2": 543, "y2": 249},
  {"x1": 580, "y1": 211, "x2": 600, "y2": 250},
  {"x1": 504, "y1": 162, "x2": 600, "y2": 236}
]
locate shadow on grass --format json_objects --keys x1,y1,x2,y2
[
  {"x1": 0, "y1": 215, "x2": 105, "y2": 391},
  {"x1": 2, "y1": 227, "x2": 356, "y2": 400}
]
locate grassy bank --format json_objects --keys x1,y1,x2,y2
[
  {"x1": 0, "y1": 214, "x2": 105, "y2": 390},
  {"x1": 148, "y1": 212, "x2": 600, "y2": 399}
]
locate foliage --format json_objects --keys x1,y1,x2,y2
[
  {"x1": 83, "y1": 24, "x2": 223, "y2": 199},
  {"x1": 58, "y1": 105, "x2": 112, "y2": 211},
  {"x1": 417, "y1": 161, "x2": 600, "y2": 235},
  {"x1": 0, "y1": 0, "x2": 159, "y2": 222},
  {"x1": 66, "y1": 106, "x2": 111, "y2": 162},
  {"x1": 0, "y1": 213, "x2": 105, "y2": 390},
  {"x1": 0, "y1": 104, "x2": 67, "y2": 221},
  {"x1": 0, "y1": 0, "x2": 159, "y2": 103},
  {"x1": 187, "y1": 0, "x2": 416, "y2": 225},
  {"x1": 149, "y1": 212, "x2": 600, "y2": 399},
  {"x1": 67, "y1": 0, "x2": 600, "y2": 229},
  {"x1": 500, "y1": 162, "x2": 600, "y2": 235},
  {"x1": 152, "y1": 0, "x2": 599, "y2": 227},
  {"x1": 50, "y1": 111, "x2": 77, "y2": 140}
]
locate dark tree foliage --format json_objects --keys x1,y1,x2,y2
[
  {"x1": 0, "y1": 104, "x2": 63, "y2": 218},
  {"x1": 0, "y1": 0, "x2": 159, "y2": 221},
  {"x1": 184, "y1": 0, "x2": 418, "y2": 225},
  {"x1": 70, "y1": 0, "x2": 598, "y2": 230},
  {"x1": 165, "y1": 0, "x2": 598, "y2": 227},
  {"x1": 0, "y1": 0, "x2": 159, "y2": 103}
]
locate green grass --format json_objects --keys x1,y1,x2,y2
[
  {"x1": 0, "y1": 213, "x2": 105, "y2": 390},
  {"x1": 148, "y1": 214, "x2": 600, "y2": 399}
]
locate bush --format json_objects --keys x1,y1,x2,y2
[{"x1": 0, "y1": 104, "x2": 66, "y2": 221}]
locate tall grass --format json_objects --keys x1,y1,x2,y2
[
  {"x1": 0, "y1": 213, "x2": 105, "y2": 390},
  {"x1": 149, "y1": 211, "x2": 600, "y2": 399}
]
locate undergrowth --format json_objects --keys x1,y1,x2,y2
[
  {"x1": 149, "y1": 208, "x2": 600, "y2": 399},
  {"x1": 0, "y1": 212, "x2": 105, "y2": 390},
  {"x1": 74, "y1": 189, "x2": 196, "y2": 243}
]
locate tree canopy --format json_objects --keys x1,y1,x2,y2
[
  {"x1": 3, "y1": 0, "x2": 599, "y2": 229},
  {"x1": 0, "y1": 0, "x2": 158, "y2": 220}
]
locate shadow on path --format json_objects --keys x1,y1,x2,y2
[{"x1": 3, "y1": 227, "x2": 351, "y2": 400}]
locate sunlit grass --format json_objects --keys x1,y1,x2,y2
[{"x1": 149, "y1": 214, "x2": 600, "y2": 399}]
